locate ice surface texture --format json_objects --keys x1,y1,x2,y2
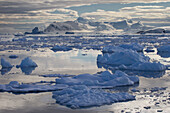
[{"x1": 52, "y1": 85, "x2": 135, "y2": 109}]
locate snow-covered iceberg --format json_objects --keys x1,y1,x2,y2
[
  {"x1": 0, "y1": 81, "x2": 68, "y2": 93},
  {"x1": 55, "y1": 71, "x2": 139, "y2": 88},
  {"x1": 51, "y1": 45, "x2": 72, "y2": 52},
  {"x1": 52, "y1": 85, "x2": 135, "y2": 109},
  {"x1": 97, "y1": 49, "x2": 149, "y2": 66},
  {"x1": 17, "y1": 57, "x2": 37, "y2": 67},
  {"x1": 1, "y1": 58, "x2": 13, "y2": 68}
]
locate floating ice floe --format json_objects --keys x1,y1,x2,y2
[
  {"x1": 119, "y1": 43, "x2": 144, "y2": 52},
  {"x1": 1, "y1": 58, "x2": 13, "y2": 68},
  {"x1": 55, "y1": 71, "x2": 139, "y2": 88},
  {"x1": 52, "y1": 85, "x2": 135, "y2": 109},
  {"x1": 0, "y1": 81, "x2": 68, "y2": 93},
  {"x1": 51, "y1": 45, "x2": 72, "y2": 52},
  {"x1": 157, "y1": 45, "x2": 170, "y2": 52},
  {"x1": 97, "y1": 49, "x2": 150, "y2": 66},
  {"x1": 17, "y1": 57, "x2": 37, "y2": 67}
]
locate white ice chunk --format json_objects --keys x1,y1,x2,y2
[
  {"x1": 97, "y1": 49, "x2": 149, "y2": 65},
  {"x1": 52, "y1": 85, "x2": 135, "y2": 109},
  {"x1": 1, "y1": 58, "x2": 13, "y2": 68}
]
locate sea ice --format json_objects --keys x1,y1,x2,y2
[
  {"x1": 1, "y1": 58, "x2": 13, "y2": 68},
  {"x1": 0, "y1": 81, "x2": 68, "y2": 93},
  {"x1": 55, "y1": 71, "x2": 139, "y2": 88},
  {"x1": 17, "y1": 57, "x2": 37, "y2": 67},
  {"x1": 52, "y1": 85, "x2": 135, "y2": 109}
]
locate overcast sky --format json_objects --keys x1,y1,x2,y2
[{"x1": 0, "y1": 0, "x2": 170, "y2": 33}]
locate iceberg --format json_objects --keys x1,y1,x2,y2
[
  {"x1": 97, "y1": 49, "x2": 149, "y2": 66},
  {"x1": 52, "y1": 85, "x2": 135, "y2": 109},
  {"x1": 1, "y1": 58, "x2": 13, "y2": 68},
  {"x1": 102, "y1": 46, "x2": 125, "y2": 53},
  {"x1": 18, "y1": 57, "x2": 37, "y2": 67},
  {"x1": 55, "y1": 71, "x2": 139, "y2": 88},
  {"x1": 0, "y1": 81, "x2": 68, "y2": 93}
]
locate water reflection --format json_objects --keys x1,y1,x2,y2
[
  {"x1": 20, "y1": 67, "x2": 36, "y2": 75},
  {"x1": 97, "y1": 63, "x2": 165, "y2": 78},
  {"x1": 157, "y1": 52, "x2": 170, "y2": 58},
  {"x1": 0, "y1": 67, "x2": 12, "y2": 75}
]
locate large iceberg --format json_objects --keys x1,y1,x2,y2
[
  {"x1": 1, "y1": 58, "x2": 13, "y2": 68},
  {"x1": 0, "y1": 81, "x2": 68, "y2": 93},
  {"x1": 97, "y1": 49, "x2": 149, "y2": 66},
  {"x1": 102, "y1": 46, "x2": 125, "y2": 53},
  {"x1": 18, "y1": 57, "x2": 37, "y2": 67},
  {"x1": 55, "y1": 71, "x2": 139, "y2": 88},
  {"x1": 52, "y1": 85, "x2": 135, "y2": 109}
]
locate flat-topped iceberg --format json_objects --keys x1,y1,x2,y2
[
  {"x1": 51, "y1": 45, "x2": 72, "y2": 52},
  {"x1": 55, "y1": 71, "x2": 139, "y2": 88},
  {"x1": 18, "y1": 57, "x2": 37, "y2": 67},
  {"x1": 0, "y1": 81, "x2": 68, "y2": 93},
  {"x1": 97, "y1": 49, "x2": 150, "y2": 66},
  {"x1": 52, "y1": 85, "x2": 135, "y2": 109},
  {"x1": 157, "y1": 45, "x2": 170, "y2": 52},
  {"x1": 1, "y1": 58, "x2": 13, "y2": 68}
]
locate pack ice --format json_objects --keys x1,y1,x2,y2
[
  {"x1": 97, "y1": 49, "x2": 166, "y2": 71},
  {"x1": 52, "y1": 85, "x2": 135, "y2": 109}
]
